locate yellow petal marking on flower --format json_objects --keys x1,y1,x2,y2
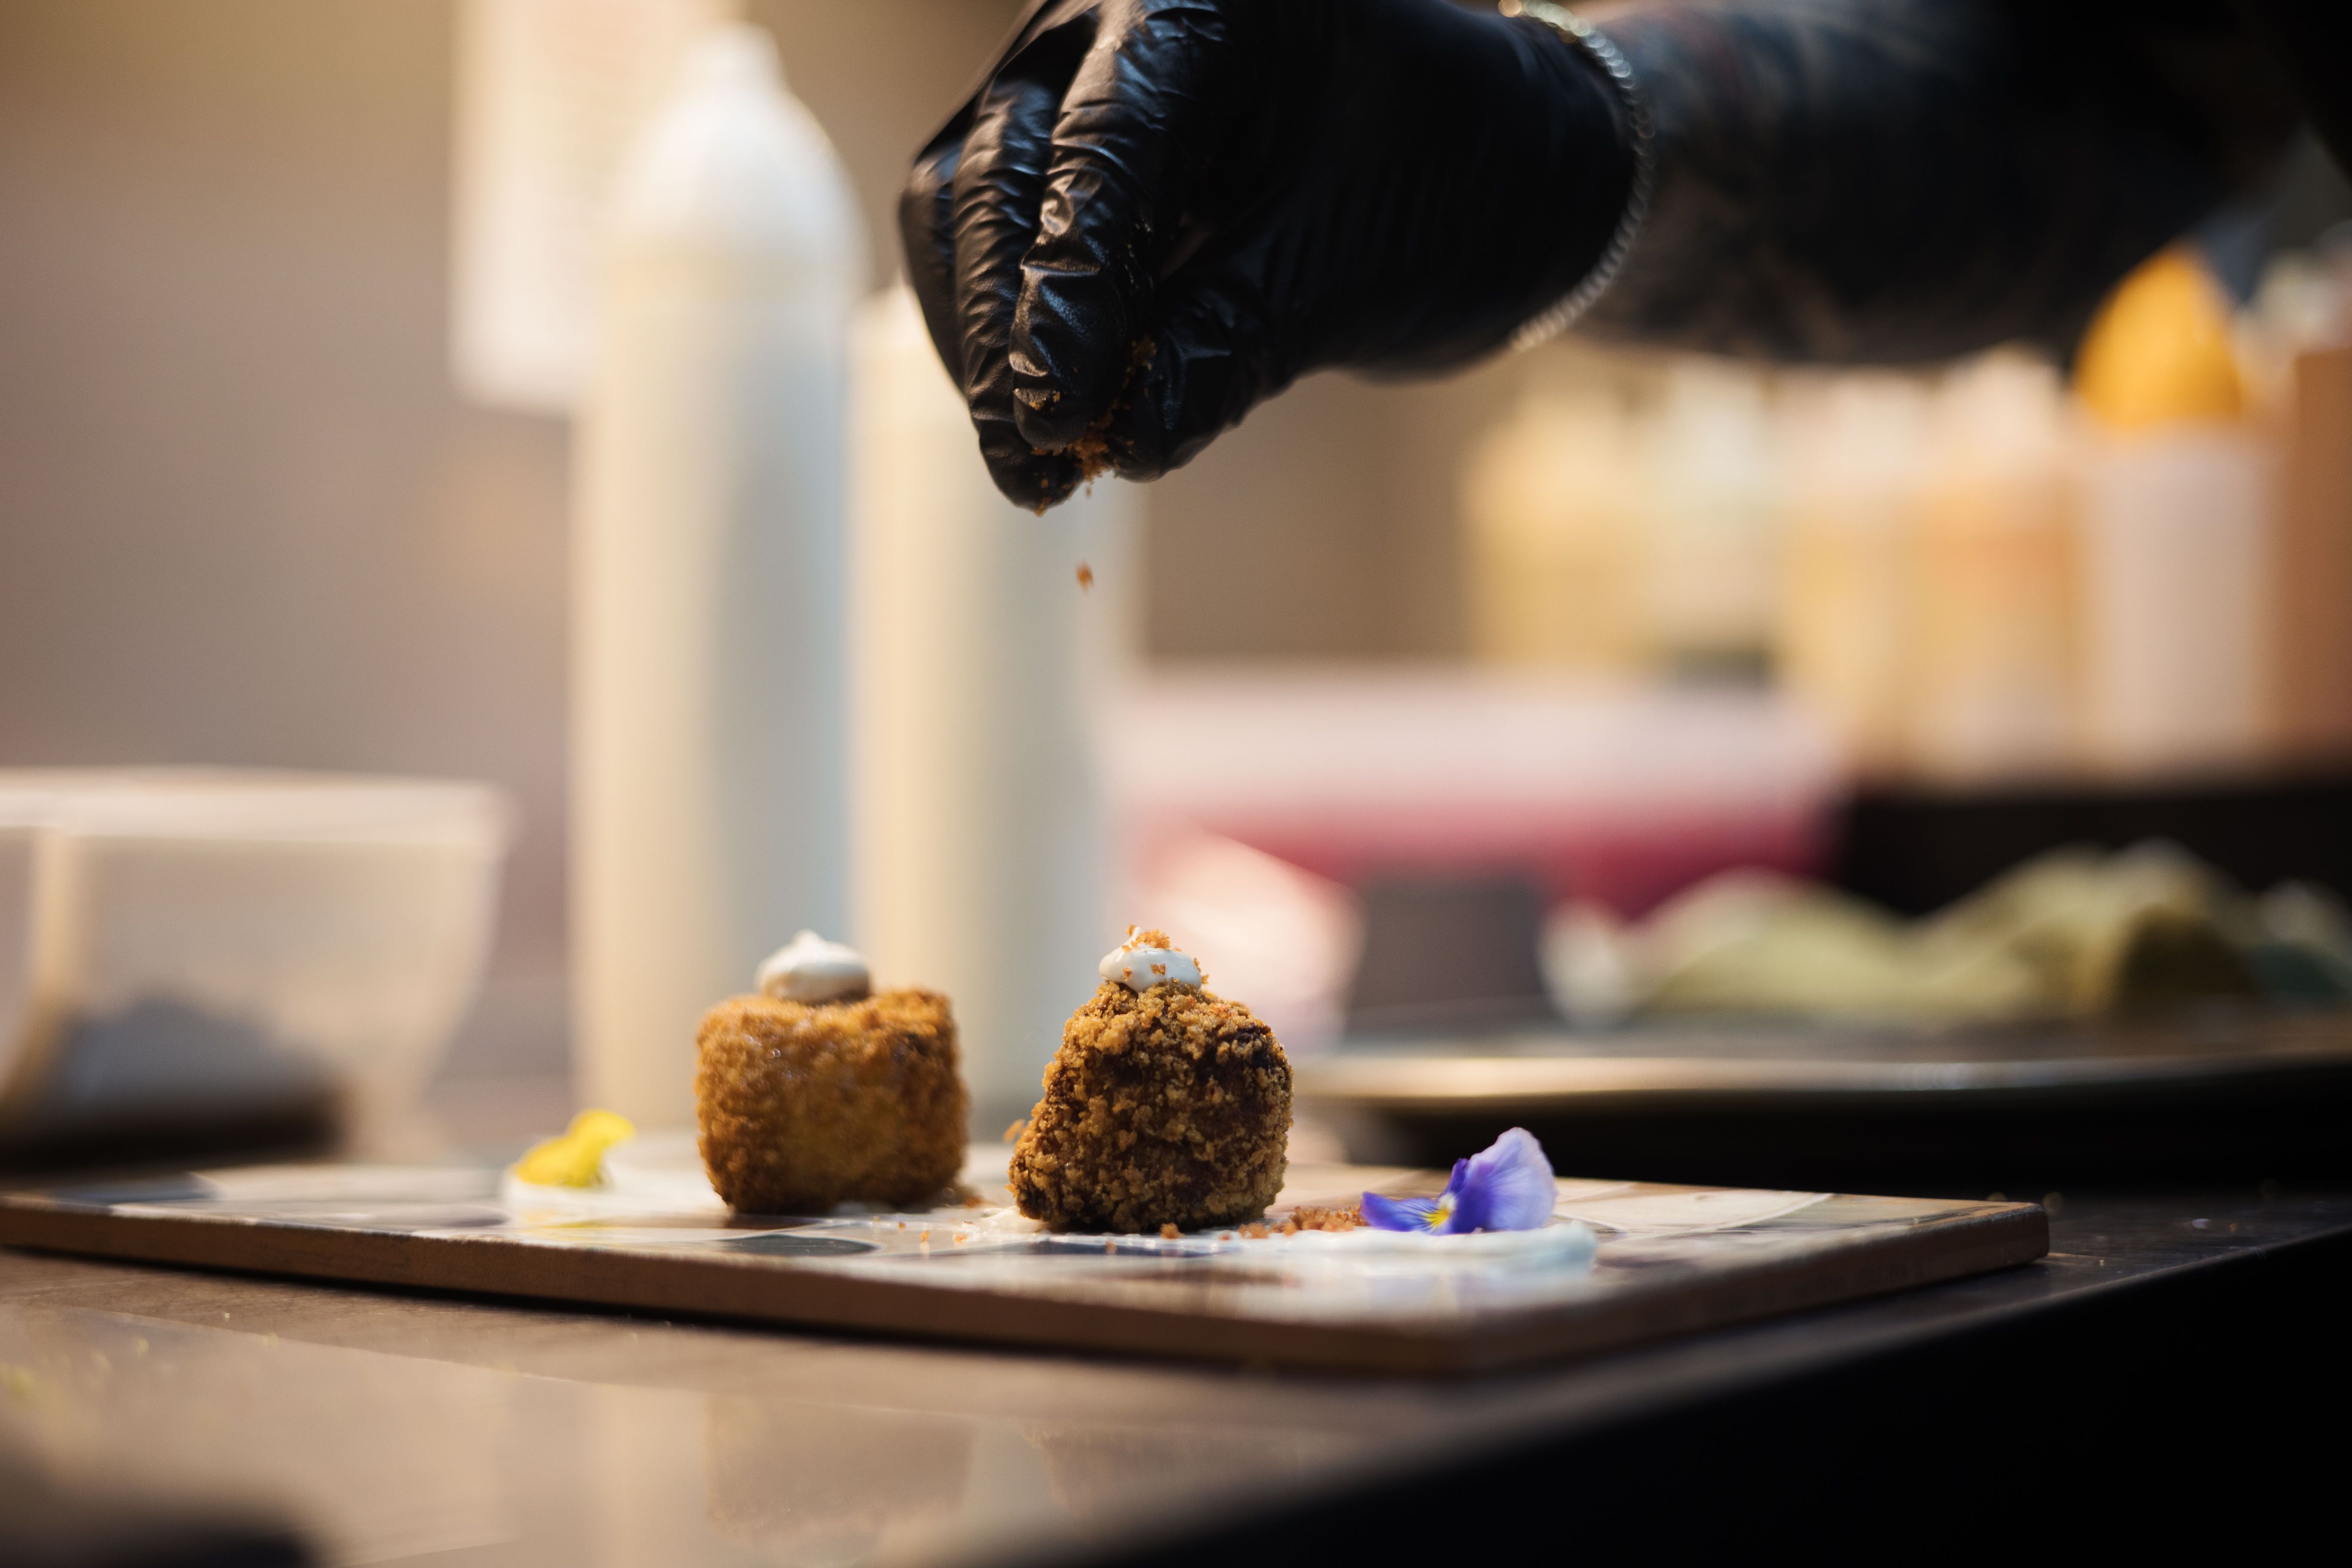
[
  {"x1": 512, "y1": 1109, "x2": 637, "y2": 1188},
  {"x1": 1422, "y1": 1197, "x2": 1454, "y2": 1232}
]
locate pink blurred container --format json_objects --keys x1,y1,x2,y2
[{"x1": 1107, "y1": 671, "x2": 1845, "y2": 919}]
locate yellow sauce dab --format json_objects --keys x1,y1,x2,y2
[{"x1": 512, "y1": 1109, "x2": 637, "y2": 1188}]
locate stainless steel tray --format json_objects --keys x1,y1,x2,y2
[{"x1": 1295, "y1": 1010, "x2": 2352, "y2": 1189}]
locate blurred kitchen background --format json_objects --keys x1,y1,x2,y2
[{"x1": 4, "y1": 0, "x2": 2349, "y2": 1160}]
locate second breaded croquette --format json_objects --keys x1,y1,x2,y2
[{"x1": 1010, "y1": 978, "x2": 1290, "y2": 1234}]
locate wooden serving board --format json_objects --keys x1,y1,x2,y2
[{"x1": 0, "y1": 1142, "x2": 2045, "y2": 1374}]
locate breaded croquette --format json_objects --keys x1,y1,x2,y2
[
  {"x1": 695, "y1": 989, "x2": 966, "y2": 1213},
  {"x1": 1010, "y1": 958, "x2": 1290, "y2": 1234}
]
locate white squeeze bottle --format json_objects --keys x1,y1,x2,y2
[
  {"x1": 2074, "y1": 247, "x2": 2270, "y2": 778},
  {"x1": 848, "y1": 287, "x2": 1134, "y2": 1136},
  {"x1": 573, "y1": 24, "x2": 864, "y2": 1126}
]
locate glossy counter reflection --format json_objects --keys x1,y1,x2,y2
[
  {"x1": 0, "y1": 1260, "x2": 1359, "y2": 1567},
  {"x1": 3, "y1": 1187, "x2": 2345, "y2": 1566}
]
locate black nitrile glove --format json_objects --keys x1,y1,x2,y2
[{"x1": 901, "y1": 0, "x2": 1636, "y2": 510}]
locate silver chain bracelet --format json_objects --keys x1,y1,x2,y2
[{"x1": 1501, "y1": 0, "x2": 1657, "y2": 350}]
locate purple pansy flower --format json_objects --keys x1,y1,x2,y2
[{"x1": 1360, "y1": 1128, "x2": 1557, "y2": 1234}]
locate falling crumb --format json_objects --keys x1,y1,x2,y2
[
  {"x1": 919, "y1": 1229, "x2": 931, "y2": 1244},
  {"x1": 1160, "y1": 1223, "x2": 1180, "y2": 1239},
  {"x1": 1291, "y1": 1204, "x2": 1366, "y2": 1232},
  {"x1": 1003, "y1": 1118, "x2": 1030, "y2": 1143},
  {"x1": 1104, "y1": 1239, "x2": 1116, "y2": 1254},
  {"x1": 1076, "y1": 562, "x2": 1094, "y2": 592},
  {"x1": 963, "y1": 1192, "x2": 989, "y2": 1209},
  {"x1": 897, "y1": 1221, "x2": 906, "y2": 1230}
]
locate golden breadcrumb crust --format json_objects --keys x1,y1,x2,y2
[
  {"x1": 1009, "y1": 980, "x2": 1290, "y2": 1233},
  {"x1": 695, "y1": 988, "x2": 966, "y2": 1213}
]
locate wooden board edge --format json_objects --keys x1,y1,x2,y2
[
  {"x1": 0, "y1": 1205, "x2": 1432, "y2": 1372},
  {"x1": 0, "y1": 1200, "x2": 2050, "y2": 1377},
  {"x1": 1444, "y1": 1202, "x2": 2052, "y2": 1373}
]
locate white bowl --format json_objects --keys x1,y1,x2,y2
[{"x1": 0, "y1": 770, "x2": 511, "y2": 1148}]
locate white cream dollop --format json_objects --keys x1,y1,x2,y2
[
  {"x1": 756, "y1": 931, "x2": 871, "y2": 1003},
  {"x1": 1099, "y1": 931, "x2": 1202, "y2": 992}
]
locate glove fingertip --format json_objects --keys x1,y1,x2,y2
[
  {"x1": 1100, "y1": 304, "x2": 1277, "y2": 483},
  {"x1": 1011, "y1": 380, "x2": 1101, "y2": 453},
  {"x1": 1011, "y1": 257, "x2": 1143, "y2": 448},
  {"x1": 977, "y1": 427, "x2": 1084, "y2": 513},
  {"x1": 1012, "y1": 320, "x2": 1168, "y2": 478}
]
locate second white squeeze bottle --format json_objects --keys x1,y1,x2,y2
[{"x1": 573, "y1": 24, "x2": 864, "y2": 1125}]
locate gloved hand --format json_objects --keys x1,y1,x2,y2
[{"x1": 902, "y1": 0, "x2": 1636, "y2": 510}]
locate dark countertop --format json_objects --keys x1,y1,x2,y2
[{"x1": 3, "y1": 1184, "x2": 2346, "y2": 1564}]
